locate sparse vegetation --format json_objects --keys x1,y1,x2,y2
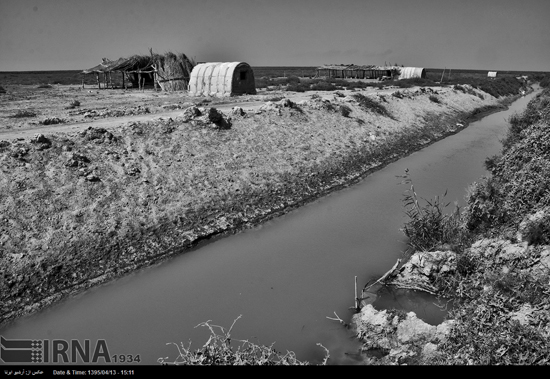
[
  {"x1": 157, "y1": 316, "x2": 328, "y2": 365},
  {"x1": 397, "y1": 88, "x2": 550, "y2": 365},
  {"x1": 429, "y1": 95, "x2": 441, "y2": 103},
  {"x1": 400, "y1": 175, "x2": 464, "y2": 253},
  {"x1": 9, "y1": 109, "x2": 37, "y2": 118},
  {"x1": 339, "y1": 104, "x2": 352, "y2": 117},
  {"x1": 352, "y1": 93, "x2": 393, "y2": 118}
]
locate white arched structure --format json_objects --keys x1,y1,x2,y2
[{"x1": 188, "y1": 62, "x2": 256, "y2": 97}]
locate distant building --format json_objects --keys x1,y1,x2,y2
[
  {"x1": 316, "y1": 64, "x2": 399, "y2": 80},
  {"x1": 188, "y1": 62, "x2": 256, "y2": 97},
  {"x1": 488, "y1": 71, "x2": 498, "y2": 78}
]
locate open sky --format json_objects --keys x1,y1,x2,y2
[{"x1": 1, "y1": 0, "x2": 549, "y2": 72}]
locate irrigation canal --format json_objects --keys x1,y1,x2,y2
[{"x1": 0, "y1": 88, "x2": 541, "y2": 365}]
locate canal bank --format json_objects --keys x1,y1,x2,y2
[{"x1": 352, "y1": 86, "x2": 549, "y2": 365}]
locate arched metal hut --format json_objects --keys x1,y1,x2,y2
[
  {"x1": 188, "y1": 62, "x2": 256, "y2": 96},
  {"x1": 398, "y1": 67, "x2": 426, "y2": 80}
]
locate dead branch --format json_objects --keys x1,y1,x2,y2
[
  {"x1": 326, "y1": 311, "x2": 349, "y2": 328},
  {"x1": 362, "y1": 258, "x2": 401, "y2": 293}
]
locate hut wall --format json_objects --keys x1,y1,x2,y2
[
  {"x1": 398, "y1": 67, "x2": 426, "y2": 80},
  {"x1": 188, "y1": 62, "x2": 256, "y2": 96},
  {"x1": 488, "y1": 71, "x2": 498, "y2": 78}
]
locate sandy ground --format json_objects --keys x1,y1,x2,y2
[{"x1": 1, "y1": 84, "x2": 451, "y2": 141}]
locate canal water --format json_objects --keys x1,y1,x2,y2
[{"x1": 0, "y1": 89, "x2": 539, "y2": 365}]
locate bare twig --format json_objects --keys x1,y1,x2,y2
[{"x1": 362, "y1": 258, "x2": 402, "y2": 293}]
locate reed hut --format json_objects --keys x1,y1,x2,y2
[
  {"x1": 488, "y1": 71, "x2": 498, "y2": 78},
  {"x1": 152, "y1": 52, "x2": 195, "y2": 91},
  {"x1": 82, "y1": 51, "x2": 195, "y2": 91},
  {"x1": 83, "y1": 55, "x2": 156, "y2": 89},
  {"x1": 398, "y1": 67, "x2": 426, "y2": 80},
  {"x1": 188, "y1": 62, "x2": 256, "y2": 97}
]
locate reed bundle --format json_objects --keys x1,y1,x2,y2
[{"x1": 152, "y1": 50, "x2": 196, "y2": 91}]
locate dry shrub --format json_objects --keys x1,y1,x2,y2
[
  {"x1": 157, "y1": 316, "x2": 328, "y2": 365},
  {"x1": 9, "y1": 109, "x2": 37, "y2": 118}
]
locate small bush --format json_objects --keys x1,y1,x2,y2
[
  {"x1": 339, "y1": 104, "x2": 352, "y2": 117},
  {"x1": 286, "y1": 76, "x2": 301, "y2": 85},
  {"x1": 9, "y1": 110, "x2": 37, "y2": 118},
  {"x1": 286, "y1": 84, "x2": 308, "y2": 92},
  {"x1": 352, "y1": 93, "x2": 393, "y2": 118},
  {"x1": 429, "y1": 95, "x2": 441, "y2": 103},
  {"x1": 453, "y1": 84, "x2": 466, "y2": 93},
  {"x1": 401, "y1": 175, "x2": 465, "y2": 252},
  {"x1": 311, "y1": 81, "x2": 338, "y2": 91},
  {"x1": 540, "y1": 76, "x2": 550, "y2": 88}
]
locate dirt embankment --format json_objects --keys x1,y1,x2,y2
[{"x1": 0, "y1": 84, "x2": 517, "y2": 327}]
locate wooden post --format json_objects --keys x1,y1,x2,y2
[
  {"x1": 448, "y1": 68, "x2": 452, "y2": 81},
  {"x1": 354, "y1": 276, "x2": 358, "y2": 310},
  {"x1": 96, "y1": 73, "x2": 100, "y2": 89},
  {"x1": 440, "y1": 67, "x2": 446, "y2": 83},
  {"x1": 142, "y1": 77, "x2": 145, "y2": 92},
  {"x1": 138, "y1": 73, "x2": 142, "y2": 91},
  {"x1": 81, "y1": 79, "x2": 84, "y2": 89},
  {"x1": 109, "y1": 72, "x2": 113, "y2": 89},
  {"x1": 122, "y1": 72, "x2": 125, "y2": 90}
]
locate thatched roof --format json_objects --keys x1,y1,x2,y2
[
  {"x1": 82, "y1": 55, "x2": 155, "y2": 74},
  {"x1": 152, "y1": 52, "x2": 195, "y2": 91},
  {"x1": 317, "y1": 64, "x2": 402, "y2": 71}
]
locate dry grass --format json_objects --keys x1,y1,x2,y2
[{"x1": 157, "y1": 315, "x2": 327, "y2": 365}]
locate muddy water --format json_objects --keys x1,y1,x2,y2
[{"x1": 0, "y1": 90, "x2": 540, "y2": 366}]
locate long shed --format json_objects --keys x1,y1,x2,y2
[{"x1": 188, "y1": 62, "x2": 256, "y2": 96}]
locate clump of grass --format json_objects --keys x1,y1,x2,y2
[
  {"x1": 400, "y1": 174, "x2": 465, "y2": 252},
  {"x1": 157, "y1": 316, "x2": 328, "y2": 365},
  {"x1": 339, "y1": 104, "x2": 352, "y2": 117},
  {"x1": 352, "y1": 93, "x2": 393, "y2": 119},
  {"x1": 9, "y1": 109, "x2": 37, "y2": 118},
  {"x1": 286, "y1": 83, "x2": 308, "y2": 92},
  {"x1": 429, "y1": 95, "x2": 441, "y2": 103},
  {"x1": 392, "y1": 91, "x2": 404, "y2": 99},
  {"x1": 311, "y1": 81, "x2": 339, "y2": 91}
]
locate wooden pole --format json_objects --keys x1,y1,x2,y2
[
  {"x1": 122, "y1": 72, "x2": 125, "y2": 90},
  {"x1": 138, "y1": 73, "x2": 142, "y2": 91},
  {"x1": 354, "y1": 276, "x2": 359, "y2": 310},
  {"x1": 440, "y1": 67, "x2": 446, "y2": 83},
  {"x1": 81, "y1": 79, "x2": 84, "y2": 89},
  {"x1": 96, "y1": 73, "x2": 100, "y2": 89},
  {"x1": 448, "y1": 68, "x2": 452, "y2": 81}
]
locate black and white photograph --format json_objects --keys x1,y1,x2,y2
[{"x1": 1, "y1": 0, "x2": 549, "y2": 368}]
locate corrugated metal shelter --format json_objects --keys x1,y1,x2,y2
[
  {"x1": 488, "y1": 71, "x2": 498, "y2": 78},
  {"x1": 188, "y1": 62, "x2": 256, "y2": 96},
  {"x1": 398, "y1": 67, "x2": 426, "y2": 80}
]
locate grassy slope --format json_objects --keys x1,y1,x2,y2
[{"x1": 401, "y1": 87, "x2": 550, "y2": 365}]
